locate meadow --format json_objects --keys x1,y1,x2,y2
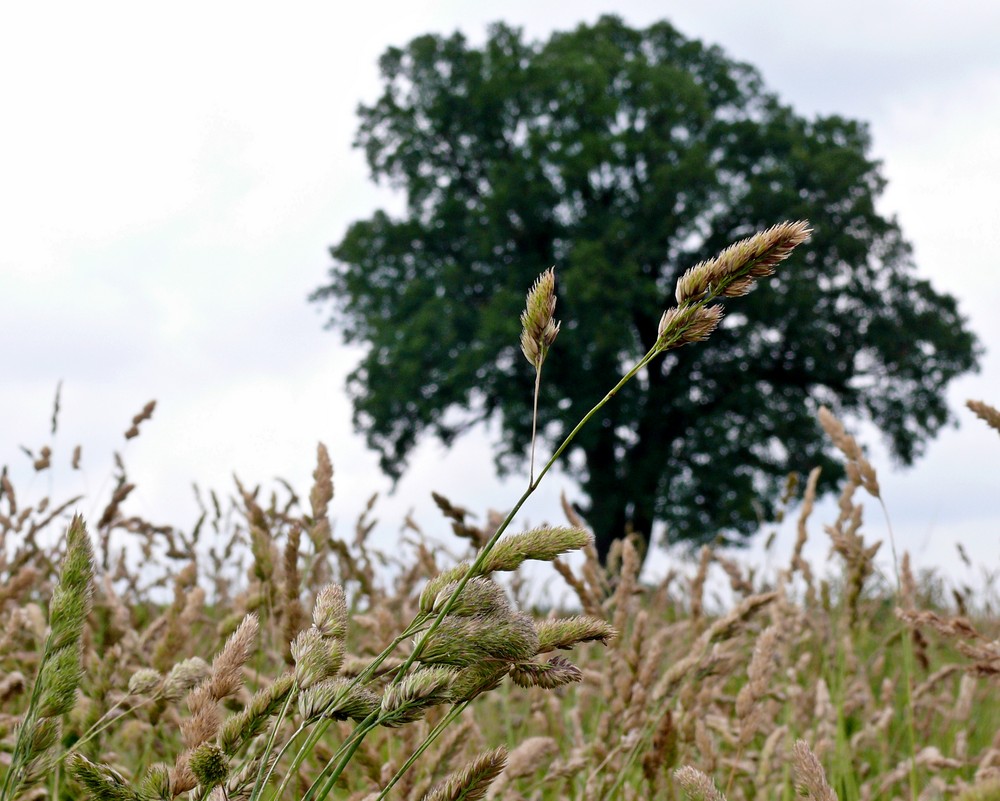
[{"x1": 1, "y1": 224, "x2": 998, "y2": 801}]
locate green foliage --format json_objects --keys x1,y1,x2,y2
[{"x1": 312, "y1": 15, "x2": 980, "y2": 557}]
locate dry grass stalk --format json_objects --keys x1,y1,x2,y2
[
  {"x1": 675, "y1": 765, "x2": 728, "y2": 801},
  {"x1": 432, "y1": 491, "x2": 493, "y2": 550},
  {"x1": 501, "y1": 736, "x2": 559, "y2": 781},
  {"x1": 551, "y1": 557, "x2": 603, "y2": 617},
  {"x1": 755, "y1": 725, "x2": 789, "y2": 787},
  {"x1": 610, "y1": 537, "x2": 641, "y2": 633},
  {"x1": 690, "y1": 545, "x2": 713, "y2": 623},
  {"x1": 967, "y1": 399, "x2": 1000, "y2": 435},
  {"x1": 896, "y1": 608, "x2": 982, "y2": 641},
  {"x1": 789, "y1": 466, "x2": 821, "y2": 585},
  {"x1": 281, "y1": 529, "x2": 307, "y2": 664},
  {"x1": 653, "y1": 592, "x2": 778, "y2": 705},
  {"x1": 736, "y1": 625, "x2": 779, "y2": 746},
  {"x1": 170, "y1": 614, "x2": 259, "y2": 795},
  {"x1": 304, "y1": 443, "x2": 334, "y2": 590},
  {"x1": 0, "y1": 565, "x2": 38, "y2": 607},
  {"x1": 824, "y1": 464, "x2": 880, "y2": 629},
  {"x1": 425, "y1": 745, "x2": 507, "y2": 801},
  {"x1": 818, "y1": 406, "x2": 879, "y2": 499},
  {"x1": 642, "y1": 708, "x2": 677, "y2": 792},
  {"x1": 97, "y1": 480, "x2": 137, "y2": 534},
  {"x1": 876, "y1": 746, "x2": 963, "y2": 796},
  {"x1": 123, "y1": 399, "x2": 156, "y2": 440},
  {"x1": 792, "y1": 740, "x2": 838, "y2": 801}
]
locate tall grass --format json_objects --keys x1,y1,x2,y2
[{"x1": 1, "y1": 225, "x2": 998, "y2": 800}]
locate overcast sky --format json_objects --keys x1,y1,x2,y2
[{"x1": 2, "y1": 1, "x2": 998, "y2": 596}]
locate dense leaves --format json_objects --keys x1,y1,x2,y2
[{"x1": 312, "y1": 16, "x2": 979, "y2": 558}]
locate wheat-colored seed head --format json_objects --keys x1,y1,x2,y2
[
  {"x1": 503, "y1": 736, "x2": 560, "y2": 780},
  {"x1": 127, "y1": 669, "x2": 162, "y2": 696},
  {"x1": 968, "y1": 399, "x2": 1000, "y2": 435},
  {"x1": 208, "y1": 613, "x2": 259, "y2": 699},
  {"x1": 124, "y1": 399, "x2": 157, "y2": 439},
  {"x1": 736, "y1": 624, "x2": 780, "y2": 744},
  {"x1": 656, "y1": 304, "x2": 725, "y2": 349},
  {"x1": 674, "y1": 221, "x2": 812, "y2": 305},
  {"x1": 162, "y1": 657, "x2": 211, "y2": 701},
  {"x1": 520, "y1": 267, "x2": 560, "y2": 368},
  {"x1": 792, "y1": 740, "x2": 838, "y2": 801},
  {"x1": 291, "y1": 627, "x2": 344, "y2": 689},
  {"x1": 312, "y1": 583, "x2": 348, "y2": 640},
  {"x1": 818, "y1": 406, "x2": 880, "y2": 498},
  {"x1": 674, "y1": 765, "x2": 728, "y2": 801}
]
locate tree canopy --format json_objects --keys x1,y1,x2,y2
[{"x1": 312, "y1": 15, "x2": 980, "y2": 559}]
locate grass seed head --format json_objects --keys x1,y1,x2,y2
[
  {"x1": 68, "y1": 753, "x2": 143, "y2": 801},
  {"x1": 428, "y1": 577, "x2": 511, "y2": 618},
  {"x1": 163, "y1": 657, "x2": 211, "y2": 701},
  {"x1": 292, "y1": 627, "x2": 344, "y2": 689},
  {"x1": 127, "y1": 669, "x2": 162, "y2": 696},
  {"x1": 416, "y1": 612, "x2": 540, "y2": 667},
  {"x1": 139, "y1": 764, "x2": 171, "y2": 799},
  {"x1": 37, "y1": 647, "x2": 83, "y2": 718},
  {"x1": 423, "y1": 746, "x2": 508, "y2": 801},
  {"x1": 674, "y1": 765, "x2": 728, "y2": 801},
  {"x1": 967, "y1": 399, "x2": 1000, "y2": 435},
  {"x1": 656, "y1": 304, "x2": 725, "y2": 350},
  {"x1": 298, "y1": 677, "x2": 380, "y2": 722},
  {"x1": 534, "y1": 615, "x2": 616, "y2": 653},
  {"x1": 419, "y1": 563, "x2": 472, "y2": 612},
  {"x1": 380, "y1": 666, "x2": 456, "y2": 727},
  {"x1": 207, "y1": 613, "x2": 259, "y2": 699},
  {"x1": 219, "y1": 672, "x2": 295, "y2": 754},
  {"x1": 792, "y1": 740, "x2": 838, "y2": 801},
  {"x1": 312, "y1": 583, "x2": 348, "y2": 640},
  {"x1": 509, "y1": 655, "x2": 583, "y2": 689},
  {"x1": 505, "y1": 736, "x2": 560, "y2": 779},
  {"x1": 48, "y1": 516, "x2": 95, "y2": 650},
  {"x1": 189, "y1": 743, "x2": 229, "y2": 789},
  {"x1": 480, "y1": 527, "x2": 592, "y2": 573},
  {"x1": 674, "y1": 221, "x2": 812, "y2": 305},
  {"x1": 520, "y1": 267, "x2": 560, "y2": 368},
  {"x1": 449, "y1": 664, "x2": 510, "y2": 700}
]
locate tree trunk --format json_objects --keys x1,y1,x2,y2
[{"x1": 580, "y1": 348, "x2": 688, "y2": 566}]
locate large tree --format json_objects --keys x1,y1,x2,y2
[{"x1": 312, "y1": 16, "x2": 979, "y2": 560}]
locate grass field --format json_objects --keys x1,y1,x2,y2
[
  {"x1": 2, "y1": 225, "x2": 998, "y2": 800},
  {"x1": 3, "y1": 399, "x2": 998, "y2": 801}
]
